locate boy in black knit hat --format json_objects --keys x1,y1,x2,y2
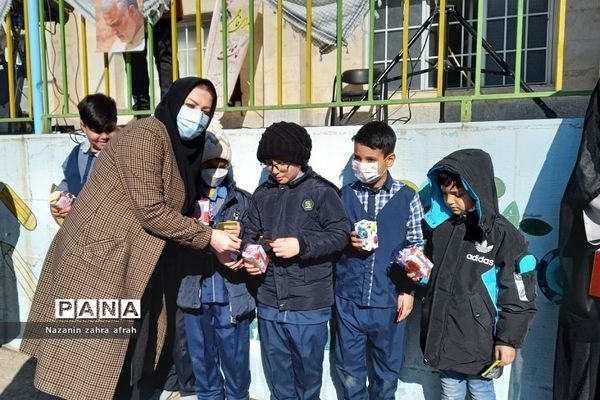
[{"x1": 242, "y1": 121, "x2": 350, "y2": 400}]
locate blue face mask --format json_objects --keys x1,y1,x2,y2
[{"x1": 176, "y1": 106, "x2": 210, "y2": 141}]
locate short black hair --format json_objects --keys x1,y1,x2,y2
[
  {"x1": 77, "y1": 93, "x2": 117, "y2": 133},
  {"x1": 436, "y1": 170, "x2": 463, "y2": 189},
  {"x1": 351, "y1": 121, "x2": 396, "y2": 156}
]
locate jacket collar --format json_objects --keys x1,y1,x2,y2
[{"x1": 266, "y1": 166, "x2": 315, "y2": 188}]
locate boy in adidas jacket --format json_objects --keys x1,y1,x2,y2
[{"x1": 420, "y1": 149, "x2": 537, "y2": 400}]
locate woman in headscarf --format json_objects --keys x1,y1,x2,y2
[{"x1": 21, "y1": 77, "x2": 240, "y2": 399}]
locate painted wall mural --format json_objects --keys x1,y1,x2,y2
[{"x1": 0, "y1": 118, "x2": 584, "y2": 399}]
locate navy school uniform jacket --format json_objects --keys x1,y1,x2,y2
[
  {"x1": 335, "y1": 175, "x2": 422, "y2": 308},
  {"x1": 242, "y1": 167, "x2": 351, "y2": 311},
  {"x1": 421, "y1": 149, "x2": 537, "y2": 376},
  {"x1": 177, "y1": 176, "x2": 256, "y2": 321},
  {"x1": 57, "y1": 141, "x2": 97, "y2": 196}
]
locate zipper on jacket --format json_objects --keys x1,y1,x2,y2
[
  {"x1": 230, "y1": 303, "x2": 236, "y2": 324},
  {"x1": 211, "y1": 257, "x2": 216, "y2": 302},
  {"x1": 424, "y1": 220, "x2": 464, "y2": 363},
  {"x1": 366, "y1": 253, "x2": 376, "y2": 306}
]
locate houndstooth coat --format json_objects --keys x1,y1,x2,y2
[{"x1": 21, "y1": 117, "x2": 212, "y2": 400}]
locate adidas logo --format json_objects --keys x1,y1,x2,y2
[
  {"x1": 475, "y1": 240, "x2": 494, "y2": 254},
  {"x1": 466, "y1": 254, "x2": 494, "y2": 266}
]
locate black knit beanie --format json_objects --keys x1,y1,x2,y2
[{"x1": 256, "y1": 122, "x2": 312, "y2": 166}]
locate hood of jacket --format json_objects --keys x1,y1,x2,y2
[{"x1": 424, "y1": 148, "x2": 498, "y2": 237}]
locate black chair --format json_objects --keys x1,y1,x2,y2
[{"x1": 329, "y1": 67, "x2": 388, "y2": 125}]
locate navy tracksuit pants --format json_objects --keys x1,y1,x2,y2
[
  {"x1": 183, "y1": 303, "x2": 250, "y2": 400},
  {"x1": 333, "y1": 296, "x2": 408, "y2": 400},
  {"x1": 258, "y1": 317, "x2": 329, "y2": 400}
]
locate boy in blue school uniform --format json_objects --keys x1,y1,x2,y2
[
  {"x1": 179, "y1": 129, "x2": 255, "y2": 400},
  {"x1": 334, "y1": 121, "x2": 425, "y2": 400},
  {"x1": 242, "y1": 122, "x2": 350, "y2": 400},
  {"x1": 51, "y1": 93, "x2": 117, "y2": 218}
]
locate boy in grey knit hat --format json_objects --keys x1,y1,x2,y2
[{"x1": 243, "y1": 121, "x2": 351, "y2": 399}]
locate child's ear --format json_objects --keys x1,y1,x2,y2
[{"x1": 385, "y1": 153, "x2": 396, "y2": 167}]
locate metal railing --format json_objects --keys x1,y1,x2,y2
[{"x1": 0, "y1": 0, "x2": 588, "y2": 133}]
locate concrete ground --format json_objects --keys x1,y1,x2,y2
[
  {"x1": 0, "y1": 345, "x2": 191, "y2": 399},
  {"x1": 0, "y1": 345, "x2": 36, "y2": 399}
]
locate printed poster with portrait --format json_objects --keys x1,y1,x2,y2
[{"x1": 96, "y1": 0, "x2": 146, "y2": 53}]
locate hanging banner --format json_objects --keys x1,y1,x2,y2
[
  {"x1": 203, "y1": 0, "x2": 256, "y2": 108},
  {"x1": 264, "y1": 0, "x2": 369, "y2": 54}
]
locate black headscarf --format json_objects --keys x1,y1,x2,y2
[{"x1": 154, "y1": 77, "x2": 217, "y2": 215}]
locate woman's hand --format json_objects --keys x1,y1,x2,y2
[
  {"x1": 210, "y1": 228, "x2": 241, "y2": 254},
  {"x1": 217, "y1": 255, "x2": 244, "y2": 270},
  {"x1": 50, "y1": 205, "x2": 69, "y2": 219}
]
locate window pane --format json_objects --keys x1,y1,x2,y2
[
  {"x1": 527, "y1": 15, "x2": 547, "y2": 48},
  {"x1": 381, "y1": 62, "x2": 402, "y2": 92},
  {"x1": 488, "y1": 2, "x2": 505, "y2": 18},
  {"x1": 526, "y1": 49, "x2": 546, "y2": 83},
  {"x1": 375, "y1": 31, "x2": 387, "y2": 61},
  {"x1": 504, "y1": 51, "x2": 517, "y2": 86},
  {"x1": 375, "y1": 3, "x2": 386, "y2": 30},
  {"x1": 387, "y1": 1, "x2": 403, "y2": 29},
  {"x1": 469, "y1": 20, "x2": 478, "y2": 48},
  {"x1": 485, "y1": 54, "x2": 503, "y2": 86},
  {"x1": 409, "y1": 1, "x2": 422, "y2": 26},
  {"x1": 446, "y1": 53, "x2": 467, "y2": 88},
  {"x1": 446, "y1": 70, "x2": 461, "y2": 88},
  {"x1": 529, "y1": 0, "x2": 548, "y2": 13},
  {"x1": 487, "y1": 19, "x2": 505, "y2": 50},
  {"x1": 448, "y1": 23, "x2": 464, "y2": 55},
  {"x1": 408, "y1": 65, "x2": 421, "y2": 90},
  {"x1": 459, "y1": 56, "x2": 475, "y2": 88},
  {"x1": 377, "y1": 0, "x2": 421, "y2": 30},
  {"x1": 177, "y1": 28, "x2": 187, "y2": 45},
  {"x1": 506, "y1": 17, "x2": 517, "y2": 51},
  {"x1": 428, "y1": 27, "x2": 439, "y2": 58},
  {"x1": 428, "y1": 67, "x2": 436, "y2": 89},
  {"x1": 387, "y1": 30, "x2": 402, "y2": 60},
  {"x1": 373, "y1": 61, "x2": 387, "y2": 91},
  {"x1": 406, "y1": 29, "x2": 422, "y2": 57},
  {"x1": 505, "y1": 51, "x2": 517, "y2": 72},
  {"x1": 390, "y1": 61, "x2": 422, "y2": 91},
  {"x1": 508, "y1": 0, "x2": 518, "y2": 15}
]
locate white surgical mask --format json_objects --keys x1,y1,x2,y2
[
  {"x1": 177, "y1": 106, "x2": 210, "y2": 141},
  {"x1": 201, "y1": 168, "x2": 228, "y2": 187},
  {"x1": 352, "y1": 159, "x2": 380, "y2": 184}
]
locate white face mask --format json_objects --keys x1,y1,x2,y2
[
  {"x1": 352, "y1": 159, "x2": 381, "y2": 184},
  {"x1": 201, "y1": 168, "x2": 228, "y2": 187},
  {"x1": 177, "y1": 106, "x2": 210, "y2": 141}
]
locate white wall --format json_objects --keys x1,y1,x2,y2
[{"x1": 0, "y1": 118, "x2": 584, "y2": 399}]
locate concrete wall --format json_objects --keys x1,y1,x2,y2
[{"x1": 0, "y1": 118, "x2": 585, "y2": 399}]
